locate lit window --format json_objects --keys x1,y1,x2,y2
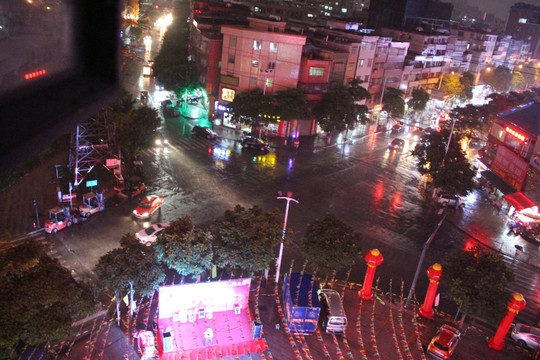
[
  {"x1": 341, "y1": 8, "x2": 347, "y2": 13},
  {"x1": 265, "y1": 78, "x2": 273, "y2": 88},
  {"x1": 309, "y1": 67, "x2": 324, "y2": 76},
  {"x1": 360, "y1": 59, "x2": 364, "y2": 66},
  {"x1": 518, "y1": 18, "x2": 527, "y2": 24},
  {"x1": 252, "y1": 59, "x2": 259, "y2": 67},
  {"x1": 270, "y1": 42, "x2": 278, "y2": 52},
  {"x1": 253, "y1": 40, "x2": 262, "y2": 50}
]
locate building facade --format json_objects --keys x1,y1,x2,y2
[{"x1": 505, "y1": 3, "x2": 540, "y2": 60}]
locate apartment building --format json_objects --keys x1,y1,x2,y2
[
  {"x1": 379, "y1": 28, "x2": 449, "y2": 97},
  {"x1": 446, "y1": 34, "x2": 472, "y2": 73},
  {"x1": 505, "y1": 3, "x2": 540, "y2": 60},
  {"x1": 451, "y1": 27, "x2": 497, "y2": 83}
]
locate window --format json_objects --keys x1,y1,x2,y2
[
  {"x1": 352, "y1": 47, "x2": 357, "y2": 55},
  {"x1": 250, "y1": 76, "x2": 257, "y2": 86},
  {"x1": 268, "y1": 61, "x2": 275, "y2": 70},
  {"x1": 518, "y1": 18, "x2": 527, "y2": 24},
  {"x1": 367, "y1": 59, "x2": 372, "y2": 66},
  {"x1": 309, "y1": 67, "x2": 324, "y2": 76},
  {"x1": 359, "y1": 59, "x2": 364, "y2": 67},
  {"x1": 230, "y1": 37, "x2": 236, "y2": 47},
  {"x1": 253, "y1": 40, "x2": 262, "y2": 50},
  {"x1": 252, "y1": 59, "x2": 259, "y2": 67},
  {"x1": 347, "y1": 63, "x2": 354, "y2": 71},
  {"x1": 364, "y1": 75, "x2": 369, "y2": 82},
  {"x1": 265, "y1": 78, "x2": 273, "y2": 89},
  {"x1": 228, "y1": 55, "x2": 235, "y2": 64},
  {"x1": 270, "y1": 42, "x2": 278, "y2": 52},
  {"x1": 361, "y1": 42, "x2": 366, "y2": 50}
]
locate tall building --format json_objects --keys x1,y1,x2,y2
[
  {"x1": 368, "y1": 0, "x2": 453, "y2": 29},
  {"x1": 505, "y1": 3, "x2": 540, "y2": 60}
]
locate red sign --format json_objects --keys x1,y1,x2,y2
[
  {"x1": 491, "y1": 146, "x2": 529, "y2": 191},
  {"x1": 62, "y1": 194, "x2": 77, "y2": 202}
]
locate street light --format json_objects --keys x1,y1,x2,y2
[
  {"x1": 275, "y1": 191, "x2": 299, "y2": 283},
  {"x1": 405, "y1": 212, "x2": 447, "y2": 309}
]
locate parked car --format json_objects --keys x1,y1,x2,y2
[
  {"x1": 241, "y1": 136, "x2": 270, "y2": 152},
  {"x1": 511, "y1": 323, "x2": 540, "y2": 351},
  {"x1": 391, "y1": 124, "x2": 403, "y2": 133},
  {"x1": 437, "y1": 193, "x2": 466, "y2": 209},
  {"x1": 427, "y1": 324, "x2": 461, "y2": 359},
  {"x1": 519, "y1": 228, "x2": 540, "y2": 245},
  {"x1": 388, "y1": 138, "x2": 405, "y2": 151},
  {"x1": 192, "y1": 126, "x2": 218, "y2": 139},
  {"x1": 133, "y1": 195, "x2": 164, "y2": 219},
  {"x1": 136, "y1": 222, "x2": 171, "y2": 245}
]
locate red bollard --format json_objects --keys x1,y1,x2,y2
[
  {"x1": 419, "y1": 263, "x2": 443, "y2": 318},
  {"x1": 487, "y1": 293, "x2": 526, "y2": 350},
  {"x1": 358, "y1": 249, "x2": 384, "y2": 300}
]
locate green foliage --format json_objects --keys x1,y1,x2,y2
[
  {"x1": 382, "y1": 87, "x2": 405, "y2": 119},
  {"x1": 112, "y1": 89, "x2": 136, "y2": 114},
  {"x1": 129, "y1": 26, "x2": 142, "y2": 39},
  {"x1": 0, "y1": 241, "x2": 96, "y2": 354},
  {"x1": 408, "y1": 88, "x2": 430, "y2": 111},
  {"x1": 95, "y1": 234, "x2": 165, "y2": 298},
  {"x1": 443, "y1": 245, "x2": 514, "y2": 325},
  {"x1": 483, "y1": 66, "x2": 512, "y2": 93},
  {"x1": 115, "y1": 107, "x2": 161, "y2": 156},
  {"x1": 302, "y1": 213, "x2": 361, "y2": 276},
  {"x1": 511, "y1": 72, "x2": 526, "y2": 90},
  {"x1": 448, "y1": 104, "x2": 490, "y2": 136},
  {"x1": 228, "y1": 89, "x2": 274, "y2": 130},
  {"x1": 154, "y1": 216, "x2": 213, "y2": 278},
  {"x1": 274, "y1": 88, "x2": 309, "y2": 121},
  {"x1": 411, "y1": 129, "x2": 476, "y2": 195},
  {"x1": 211, "y1": 205, "x2": 285, "y2": 273}
]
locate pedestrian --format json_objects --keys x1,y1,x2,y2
[{"x1": 204, "y1": 327, "x2": 213, "y2": 346}]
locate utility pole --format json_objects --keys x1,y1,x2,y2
[
  {"x1": 275, "y1": 191, "x2": 299, "y2": 283},
  {"x1": 405, "y1": 213, "x2": 447, "y2": 309}
]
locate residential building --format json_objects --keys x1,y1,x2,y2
[
  {"x1": 492, "y1": 35, "x2": 531, "y2": 69},
  {"x1": 505, "y1": 3, "x2": 540, "y2": 60},
  {"x1": 446, "y1": 34, "x2": 472, "y2": 73},
  {"x1": 298, "y1": 46, "x2": 332, "y2": 104},
  {"x1": 450, "y1": 27, "x2": 497, "y2": 83}
]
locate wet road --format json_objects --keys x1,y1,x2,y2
[{"x1": 50, "y1": 121, "x2": 538, "y2": 328}]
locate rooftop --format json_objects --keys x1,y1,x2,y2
[{"x1": 499, "y1": 101, "x2": 540, "y2": 136}]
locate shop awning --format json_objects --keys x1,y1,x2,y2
[
  {"x1": 503, "y1": 192, "x2": 536, "y2": 211},
  {"x1": 480, "y1": 170, "x2": 517, "y2": 195}
]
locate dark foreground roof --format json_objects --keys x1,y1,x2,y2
[{"x1": 498, "y1": 101, "x2": 540, "y2": 136}]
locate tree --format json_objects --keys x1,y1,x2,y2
[
  {"x1": 411, "y1": 129, "x2": 476, "y2": 195},
  {"x1": 274, "y1": 88, "x2": 309, "y2": 121},
  {"x1": 448, "y1": 104, "x2": 490, "y2": 136},
  {"x1": 314, "y1": 80, "x2": 369, "y2": 132},
  {"x1": 228, "y1": 89, "x2": 274, "y2": 132},
  {"x1": 443, "y1": 245, "x2": 514, "y2": 325},
  {"x1": 112, "y1": 89, "x2": 136, "y2": 114},
  {"x1": 0, "y1": 241, "x2": 96, "y2": 357},
  {"x1": 382, "y1": 87, "x2": 405, "y2": 119},
  {"x1": 211, "y1": 205, "x2": 285, "y2": 274},
  {"x1": 511, "y1": 72, "x2": 526, "y2": 90},
  {"x1": 302, "y1": 213, "x2": 362, "y2": 276},
  {"x1": 483, "y1": 66, "x2": 512, "y2": 93},
  {"x1": 408, "y1": 88, "x2": 430, "y2": 112},
  {"x1": 441, "y1": 73, "x2": 464, "y2": 99},
  {"x1": 115, "y1": 106, "x2": 161, "y2": 156},
  {"x1": 154, "y1": 215, "x2": 213, "y2": 279},
  {"x1": 95, "y1": 234, "x2": 165, "y2": 320}
]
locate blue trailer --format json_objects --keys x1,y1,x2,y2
[{"x1": 283, "y1": 273, "x2": 320, "y2": 334}]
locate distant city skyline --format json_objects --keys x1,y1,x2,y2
[{"x1": 447, "y1": 0, "x2": 520, "y2": 21}]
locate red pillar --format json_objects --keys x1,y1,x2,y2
[
  {"x1": 419, "y1": 263, "x2": 443, "y2": 318},
  {"x1": 358, "y1": 249, "x2": 384, "y2": 300},
  {"x1": 487, "y1": 293, "x2": 526, "y2": 350}
]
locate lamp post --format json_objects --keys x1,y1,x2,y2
[
  {"x1": 275, "y1": 191, "x2": 299, "y2": 283},
  {"x1": 405, "y1": 212, "x2": 447, "y2": 309}
]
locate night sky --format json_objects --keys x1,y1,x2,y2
[{"x1": 448, "y1": 0, "x2": 523, "y2": 21}]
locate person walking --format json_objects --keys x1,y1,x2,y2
[{"x1": 204, "y1": 327, "x2": 213, "y2": 347}]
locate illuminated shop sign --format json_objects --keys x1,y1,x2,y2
[
  {"x1": 221, "y1": 88, "x2": 236, "y2": 102},
  {"x1": 505, "y1": 127, "x2": 526, "y2": 142}
]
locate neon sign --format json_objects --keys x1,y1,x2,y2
[{"x1": 505, "y1": 127, "x2": 525, "y2": 142}]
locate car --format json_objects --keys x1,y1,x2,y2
[
  {"x1": 408, "y1": 130, "x2": 424, "y2": 141},
  {"x1": 427, "y1": 324, "x2": 461, "y2": 359},
  {"x1": 192, "y1": 126, "x2": 218, "y2": 139},
  {"x1": 437, "y1": 193, "x2": 466, "y2": 209},
  {"x1": 136, "y1": 222, "x2": 171, "y2": 245},
  {"x1": 140, "y1": 90, "x2": 149, "y2": 106},
  {"x1": 511, "y1": 323, "x2": 540, "y2": 351},
  {"x1": 391, "y1": 124, "x2": 403, "y2": 133},
  {"x1": 388, "y1": 138, "x2": 405, "y2": 151},
  {"x1": 519, "y1": 228, "x2": 540, "y2": 245},
  {"x1": 133, "y1": 195, "x2": 164, "y2": 219},
  {"x1": 241, "y1": 136, "x2": 270, "y2": 151},
  {"x1": 154, "y1": 132, "x2": 168, "y2": 146}
]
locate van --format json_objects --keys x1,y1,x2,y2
[{"x1": 318, "y1": 289, "x2": 347, "y2": 334}]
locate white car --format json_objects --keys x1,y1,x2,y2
[
  {"x1": 136, "y1": 222, "x2": 170, "y2": 245},
  {"x1": 437, "y1": 193, "x2": 466, "y2": 209}
]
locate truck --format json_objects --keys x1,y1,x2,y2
[
  {"x1": 283, "y1": 273, "x2": 321, "y2": 334},
  {"x1": 79, "y1": 192, "x2": 105, "y2": 217},
  {"x1": 44, "y1": 206, "x2": 73, "y2": 234}
]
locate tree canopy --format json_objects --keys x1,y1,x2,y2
[
  {"x1": 228, "y1": 89, "x2": 275, "y2": 131},
  {"x1": 314, "y1": 81, "x2": 370, "y2": 132},
  {"x1": 483, "y1": 66, "x2": 512, "y2": 93},
  {"x1": 154, "y1": 215, "x2": 214, "y2": 278},
  {"x1": 274, "y1": 88, "x2": 310, "y2": 121},
  {"x1": 408, "y1": 88, "x2": 430, "y2": 112},
  {"x1": 115, "y1": 106, "x2": 161, "y2": 156},
  {"x1": 443, "y1": 245, "x2": 514, "y2": 325},
  {"x1": 211, "y1": 205, "x2": 286, "y2": 274},
  {"x1": 0, "y1": 241, "x2": 95, "y2": 357},
  {"x1": 301, "y1": 213, "x2": 362, "y2": 276},
  {"x1": 440, "y1": 72, "x2": 474, "y2": 101},
  {"x1": 411, "y1": 129, "x2": 476, "y2": 195},
  {"x1": 382, "y1": 87, "x2": 405, "y2": 119}
]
